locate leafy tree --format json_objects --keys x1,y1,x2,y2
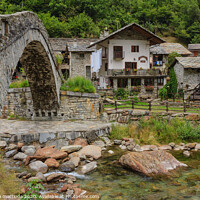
[{"x1": 166, "y1": 52, "x2": 181, "y2": 68}]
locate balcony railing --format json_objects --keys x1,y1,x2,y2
[
  {"x1": 108, "y1": 69, "x2": 164, "y2": 76},
  {"x1": 113, "y1": 51, "x2": 125, "y2": 60}
]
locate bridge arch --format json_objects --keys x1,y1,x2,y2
[{"x1": 0, "y1": 12, "x2": 61, "y2": 115}]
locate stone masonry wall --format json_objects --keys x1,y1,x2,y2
[{"x1": 6, "y1": 88, "x2": 100, "y2": 120}]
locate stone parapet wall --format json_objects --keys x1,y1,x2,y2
[{"x1": 6, "y1": 88, "x2": 100, "y2": 120}]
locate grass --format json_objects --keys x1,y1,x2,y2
[
  {"x1": 0, "y1": 158, "x2": 21, "y2": 195},
  {"x1": 60, "y1": 76, "x2": 96, "y2": 93},
  {"x1": 110, "y1": 117, "x2": 200, "y2": 145},
  {"x1": 9, "y1": 79, "x2": 29, "y2": 88}
]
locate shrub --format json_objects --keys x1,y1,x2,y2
[
  {"x1": 9, "y1": 79, "x2": 29, "y2": 88},
  {"x1": 115, "y1": 88, "x2": 128, "y2": 99},
  {"x1": 159, "y1": 86, "x2": 167, "y2": 100},
  {"x1": 60, "y1": 76, "x2": 96, "y2": 93}
]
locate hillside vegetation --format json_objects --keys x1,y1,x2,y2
[{"x1": 1, "y1": 0, "x2": 200, "y2": 44}]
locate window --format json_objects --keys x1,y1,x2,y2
[
  {"x1": 194, "y1": 51, "x2": 198, "y2": 57},
  {"x1": 157, "y1": 77, "x2": 164, "y2": 86},
  {"x1": 86, "y1": 66, "x2": 91, "y2": 79},
  {"x1": 113, "y1": 46, "x2": 123, "y2": 59},
  {"x1": 117, "y1": 78, "x2": 128, "y2": 88},
  {"x1": 80, "y1": 53, "x2": 84, "y2": 58},
  {"x1": 131, "y1": 78, "x2": 141, "y2": 86},
  {"x1": 144, "y1": 78, "x2": 154, "y2": 86},
  {"x1": 125, "y1": 62, "x2": 137, "y2": 75},
  {"x1": 131, "y1": 46, "x2": 139, "y2": 52},
  {"x1": 153, "y1": 54, "x2": 163, "y2": 66},
  {"x1": 2, "y1": 21, "x2": 9, "y2": 36},
  {"x1": 102, "y1": 47, "x2": 108, "y2": 58},
  {"x1": 109, "y1": 78, "x2": 113, "y2": 88},
  {"x1": 105, "y1": 63, "x2": 108, "y2": 72}
]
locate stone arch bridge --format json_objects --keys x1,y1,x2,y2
[{"x1": 0, "y1": 11, "x2": 61, "y2": 117}]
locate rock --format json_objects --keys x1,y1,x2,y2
[
  {"x1": 127, "y1": 145, "x2": 135, "y2": 151},
  {"x1": 36, "y1": 172, "x2": 46, "y2": 182},
  {"x1": 159, "y1": 145, "x2": 172, "y2": 150},
  {"x1": 183, "y1": 151, "x2": 190, "y2": 157},
  {"x1": 185, "y1": 143, "x2": 196, "y2": 149},
  {"x1": 14, "y1": 152, "x2": 27, "y2": 160},
  {"x1": 5, "y1": 149, "x2": 18, "y2": 158},
  {"x1": 17, "y1": 171, "x2": 28, "y2": 178},
  {"x1": 78, "y1": 145, "x2": 102, "y2": 160},
  {"x1": 185, "y1": 114, "x2": 200, "y2": 121},
  {"x1": 61, "y1": 145, "x2": 82, "y2": 153},
  {"x1": 119, "y1": 150, "x2": 187, "y2": 177},
  {"x1": 60, "y1": 184, "x2": 79, "y2": 192},
  {"x1": 22, "y1": 145, "x2": 36, "y2": 156},
  {"x1": 6, "y1": 144, "x2": 17, "y2": 151},
  {"x1": 0, "y1": 141, "x2": 7, "y2": 148},
  {"x1": 108, "y1": 150, "x2": 114, "y2": 154},
  {"x1": 81, "y1": 161, "x2": 97, "y2": 174},
  {"x1": 174, "y1": 145, "x2": 184, "y2": 151},
  {"x1": 59, "y1": 161, "x2": 75, "y2": 172},
  {"x1": 119, "y1": 145, "x2": 127, "y2": 150},
  {"x1": 73, "y1": 188, "x2": 83, "y2": 196},
  {"x1": 74, "y1": 138, "x2": 88, "y2": 147},
  {"x1": 93, "y1": 140, "x2": 105, "y2": 148},
  {"x1": 17, "y1": 142, "x2": 24, "y2": 149},
  {"x1": 114, "y1": 140, "x2": 122, "y2": 145},
  {"x1": 168, "y1": 142, "x2": 176, "y2": 148},
  {"x1": 34, "y1": 146, "x2": 67, "y2": 160},
  {"x1": 28, "y1": 177, "x2": 41, "y2": 182},
  {"x1": 46, "y1": 173, "x2": 66, "y2": 182},
  {"x1": 29, "y1": 161, "x2": 48, "y2": 173},
  {"x1": 102, "y1": 137, "x2": 111, "y2": 146},
  {"x1": 133, "y1": 144, "x2": 143, "y2": 152},
  {"x1": 195, "y1": 143, "x2": 200, "y2": 150},
  {"x1": 44, "y1": 158, "x2": 59, "y2": 168},
  {"x1": 69, "y1": 157, "x2": 80, "y2": 167},
  {"x1": 142, "y1": 145, "x2": 158, "y2": 151}
]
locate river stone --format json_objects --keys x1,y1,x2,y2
[
  {"x1": 29, "y1": 161, "x2": 48, "y2": 173},
  {"x1": 44, "y1": 158, "x2": 59, "y2": 168},
  {"x1": 159, "y1": 145, "x2": 172, "y2": 150},
  {"x1": 133, "y1": 144, "x2": 142, "y2": 152},
  {"x1": 119, "y1": 150, "x2": 187, "y2": 177},
  {"x1": 195, "y1": 144, "x2": 200, "y2": 150},
  {"x1": 185, "y1": 143, "x2": 196, "y2": 149},
  {"x1": 78, "y1": 145, "x2": 102, "y2": 159},
  {"x1": 0, "y1": 141, "x2": 7, "y2": 148},
  {"x1": 14, "y1": 152, "x2": 27, "y2": 160},
  {"x1": 120, "y1": 145, "x2": 127, "y2": 150},
  {"x1": 59, "y1": 161, "x2": 75, "y2": 172},
  {"x1": 6, "y1": 144, "x2": 18, "y2": 151},
  {"x1": 183, "y1": 151, "x2": 190, "y2": 157},
  {"x1": 74, "y1": 138, "x2": 88, "y2": 147},
  {"x1": 81, "y1": 161, "x2": 97, "y2": 174},
  {"x1": 114, "y1": 140, "x2": 122, "y2": 145},
  {"x1": 168, "y1": 142, "x2": 176, "y2": 148},
  {"x1": 5, "y1": 149, "x2": 18, "y2": 158},
  {"x1": 174, "y1": 145, "x2": 184, "y2": 151},
  {"x1": 46, "y1": 173, "x2": 66, "y2": 182},
  {"x1": 61, "y1": 145, "x2": 82, "y2": 153},
  {"x1": 141, "y1": 145, "x2": 158, "y2": 151},
  {"x1": 93, "y1": 140, "x2": 105, "y2": 148},
  {"x1": 69, "y1": 157, "x2": 80, "y2": 167},
  {"x1": 34, "y1": 146, "x2": 67, "y2": 159},
  {"x1": 36, "y1": 172, "x2": 46, "y2": 182}
]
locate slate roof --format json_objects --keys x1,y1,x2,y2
[
  {"x1": 188, "y1": 44, "x2": 200, "y2": 50},
  {"x1": 49, "y1": 38, "x2": 97, "y2": 52},
  {"x1": 150, "y1": 43, "x2": 192, "y2": 55},
  {"x1": 87, "y1": 22, "x2": 165, "y2": 48},
  {"x1": 176, "y1": 57, "x2": 200, "y2": 69}
]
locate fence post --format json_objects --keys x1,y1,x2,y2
[
  {"x1": 149, "y1": 101, "x2": 151, "y2": 111},
  {"x1": 115, "y1": 100, "x2": 117, "y2": 111},
  {"x1": 132, "y1": 99, "x2": 134, "y2": 110},
  {"x1": 173, "y1": 94, "x2": 175, "y2": 102},
  {"x1": 166, "y1": 101, "x2": 168, "y2": 112},
  {"x1": 184, "y1": 101, "x2": 186, "y2": 112}
]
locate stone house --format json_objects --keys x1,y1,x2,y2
[
  {"x1": 188, "y1": 44, "x2": 200, "y2": 57},
  {"x1": 49, "y1": 38, "x2": 96, "y2": 79},
  {"x1": 172, "y1": 57, "x2": 200, "y2": 91},
  {"x1": 150, "y1": 43, "x2": 192, "y2": 72},
  {"x1": 88, "y1": 23, "x2": 167, "y2": 98}
]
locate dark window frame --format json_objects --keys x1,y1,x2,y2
[{"x1": 131, "y1": 45, "x2": 139, "y2": 52}]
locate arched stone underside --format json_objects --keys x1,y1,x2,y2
[{"x1": 0, "y1": 11, "x2": 61, "y2": 116}]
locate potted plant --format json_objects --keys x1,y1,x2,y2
[{"x1": 145, "y1": 85, "x2": 154, "y2": 91}]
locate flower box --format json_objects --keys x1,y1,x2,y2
[{"x1": 145, "y1": 86, "x2": 154, "y2": 91}]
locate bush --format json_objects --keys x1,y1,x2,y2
[
  {"x1": 159, "y1": 86, "x2": 167, "y2": 100},
  {"x1": 60, "y1": 76, "x2": 96, "y2": 93},
  {"x1": 115, "y1": 88, "x2": 128, "y2": 99},
  {"x1": 9, "y1": 80, "x2": 29, "y2": 88}
]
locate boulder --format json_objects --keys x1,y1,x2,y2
[
  {"x1": 36, "y1": 172, "x2": 46, "y2": 182},
  {"x1": 5, "y1": 149, "x2": 18, "y2": 158},
  {"x1": 17, "y1": 142, "x2": 24, "y2": 149},
  {"x1": 59, "y1": 161, "x2": 75, "y2": 172},
  {"x1": 74, "y1": 138, "x2": 88, "y2": 147},
  {"x1": 22, "y1": 145, "x2": 36, "y2": 156},
  {"x1": 141, "y1": 145, "x2": 158, "y2": 151},
  {"x1": 183, "y1": 151, "x2": 190, "y2": 157},
  {"x1": 46, "y1": 173, "x2": 66, "y2": 182},
  {"x1": 93, "y1": 140, "x2": 105, "y2": 148},
  {"x1": 44, "y1": 158, "x2": 59, "y2": 168},
  {"x1": 61, "y1": 145, "x2": 82, "y2": 153},
  {"x1": 60, "y1": 184, "x2": 79, "y2": 192},
  {"x1": 159, "y1": 145, "x2": 172, "y2": 150},
  {"x1": 14, "y1": 152, "x2": 27, "y2": 160},
  {"x1": 132, "y1": 144, "x2": 142, "y2": 152},
  {"x1": 0, "y1": 141, "x2": 7, "y2": 148},
  {"x1": 29, "y1": 161, "x2": 48, "y2": 173},
  {"x1": 6, "y1": 144, "x2": 17, "y2": 151},
  {"x1": 174, "y1": 145, "x2": 184, "y2": 151},
  {"x1": 78, "y1": 145, "x2": 102, "y2": 160},
  {"x1": 34, "y1": 146, "x2": 67, "y2": 160},
  {"x1": 168, "y1": 142, "x2": 176, "y2": 148},
  {"x1": 119, "y1": 150, "x2": 187, "y2": 177},
  {"x1": 81, "y1": 161, "x2": 97, "y2": 174},
  {"x1": 69, "y1": 157, "x2": 80, "y2": 167},
  {"x1": 185, "y1": 143, "x2": 196, "y2": 149},
  {"x1": 114, "y1": 140, "x2": 122, "y2": 145},
  {"x1": 195, "y1": 143, "x2": 200, "y2": 150}
]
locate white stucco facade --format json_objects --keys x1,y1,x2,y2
[{"x1": 108, "y1": 39, "x2": 150, "y2": 70}]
